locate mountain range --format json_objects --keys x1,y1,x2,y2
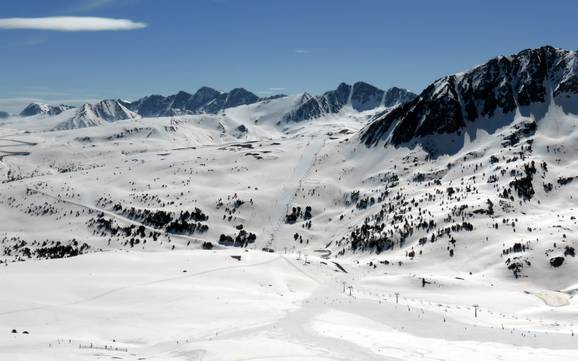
[{"x1": 12, "y1": 82, "x2": 416, "y2": 131}]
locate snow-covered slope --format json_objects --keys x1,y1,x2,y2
[{"x1": 53, "y1": 100, "x2": 140, "y2": 130}]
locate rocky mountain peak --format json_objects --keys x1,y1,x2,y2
[
  {"x1": 19, "y1": 102, "x2": 74, "y2": 117},
  {"x1": 362, "y1": 45, "x2": 578, "y2": 147},
  {"x1": 284, "y1": 82, "x2": 416, "y2": 122},
  {"x1": 54, "y1": 99, "x2": 139, "y2": 130}
]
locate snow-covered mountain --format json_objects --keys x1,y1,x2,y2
[
  {"x1": 1, "y1": 46, "x2": 577, "y2": 361},
  {"x1": 19, "y1": 102, "x2": 75, "y2": 117},
  {"x1": 362, "y1": 45, "x2": 578, "y2": 147},
  {"x1": 0, "y1": 111, "x2": 10, "y2": 119},
  {"x1": 7, "y1": 82, "x2": 414, "y2": 132},
  {"x1": 284, "y1": 82, "x2": 416, "y2": 122},
  {"x1": 54, "y1": 100, "x2": 140, "y2": 130}
]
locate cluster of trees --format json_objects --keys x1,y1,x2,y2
[
  {"x1": 88, "y1": 213, "x2": 161, "y2": 242},
  {"x1": 507, "y1": 161, "x2": 537, "y2": 200},
  {"x1": 1, "y1": 235, "x2": 91, "y2": 262},
  {"x1": 285, "y1": 205, "x2": 312, "y2": 224},
  {"x1": 349, "y1": 223, "x2": 394, "y2": 254},
  {"x1": 35, "y1": 240, "x2": 90, "y2": 259},
  {"x1": 502, "y1": 241, "x2": 531, "y2": 256},
  {"x1": 505, "y1": 256, "x2": 531, "y2": 278},
  {"x1": 218, "y1": 228, "x2": 257, "y2": 247},
  {"x1": 111, "y1": 203, "x2": 209, "y2": 235}
]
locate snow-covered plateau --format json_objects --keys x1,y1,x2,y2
[{"x1": 0, "y1": 46, "x2": 577, "y2": 361}]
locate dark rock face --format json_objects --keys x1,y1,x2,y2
[
  {"x1": 129, "y1": 87, "x2": 264, "y2": 117},
  {"x1": 325, "y1": 82, "x2": 352, "y2": 112},
  {"x1": 383, "y1": 87, "x2": 417, "y2": 108},
  {"x1": 284, "y1": 82, "x2": 416, "y2": 122},
  {"x1": 128, "y1": 95, "x2": 174, "y2": 117},
  {"x1": 362, "y1": 46, "x2": 578, "y2": 147},
  {"x1": 20, "y1": 103, "x2": 74, "y2": 117},
  {"x1": 0, "y1": 111, "x2": 9, "y2": 119},
  {"x1": 284, "y1": 93, "x2": 329, "y2": 122},
  {"x1": 350, "y1": 82, "x2": 383, "y2": 111},
  {"x1": 186, "y1": 87, "x2": 221, "y2": 110},
  {"x1": 203, "y1": 88, "x2": 259, "y2": 113}
]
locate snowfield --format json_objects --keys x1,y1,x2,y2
[
  {"x1": 1, "y1": 74, "x2": 577, "y2": 360},
  {"x1": 1, "y1": 249, "x2": 577, "y2": 361}
]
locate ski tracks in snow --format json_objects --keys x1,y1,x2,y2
[{"x1": 266, "y1": 135, "x2": 326, "y2": 248}]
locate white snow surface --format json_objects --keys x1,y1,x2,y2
[{"x1": 0, "y1": 96, "x2": 577, "y2": 360}]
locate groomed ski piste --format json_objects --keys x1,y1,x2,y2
[
  {"x1": 1, "y1": 248, "x2": 577, "y2": 361},
  {"x1": 1, "y1": 60, "x2": 578, "y2": 359}
]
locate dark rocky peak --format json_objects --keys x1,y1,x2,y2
[
  {"x1": 323, "y1": 83, "x2": 352, "y2": 112},
  {"x1": 187, "y1": 87, "x2": 221, "y2": 110},
  {"x1": 128, "y1": 87, "x2": 262, "y2": 117},
  {"x1": 284, "y1": 92, "x2": 329, "y2": 122},
  {"x1": 224, "y1": 88, "x2": 260, "y2": 107},
  {"x1": 383, "y1": 87, "x2": 417, "y2": 107},
  {"x1": 362, "y1": 46, "x2": 578, "y2": 148},
  {"x1": 202, "y1": 88, "x2": 260, "y2": 113},
  {"x1": 350, "y1": 81, "x2": 384, "y2": 111},
  {"x1": 128, "y1": 94, "x2": 174, "y2": 117},
  {"x1": 285, "y1": 82, "x2": 416, "y2": 122}
]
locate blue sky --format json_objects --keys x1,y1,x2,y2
[{"x1": 1, "y1": 0, "x2": 577, "y2": 112}]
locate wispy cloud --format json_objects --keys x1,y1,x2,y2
[
  {"x1": 69, "y1": 0, "x2": 116, "y2": 12},
  {"x1": 257, "y1": 87, "x2": 286, "y2": 95},
  {"x1": 0, "y1": 38, "x2": 46, "y2": 49},
  {"x1": 65, "y1": 0, "x2": 140, "y2": 13},
  {"x1": 0, "y1": 17, "x2": 147, "y2": 32},
  {"x1": 295, "y1": 49, "x2": 311, "y2": 54}
]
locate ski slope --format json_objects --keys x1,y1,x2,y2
[
  {"x1": 0, "y1": 87, "x2": 577, "y2": 360},
  {"x1": 1, "y1": 249, "x2": 576, "y2": 361}
]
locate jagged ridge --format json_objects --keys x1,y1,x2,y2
[
  {"x1": 20, "y1": 103, "x2": 75, "y2": 117},
  {"x1": 284, "y1": 82, "x2": 416, "y2": 122},
  {"x1": 362, "y1": 46, "x2": 578, "y2": 147}
]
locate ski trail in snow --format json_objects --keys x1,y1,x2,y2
[
  {"x1": 265, "y1": 135, "x2": 325, "y2": 248},
  {"x1": 0, "y1": 255, "x2": 284, "y2": 317},
  {"x1": 0, "y1": 138, "x2": 38, "y2": 146}
]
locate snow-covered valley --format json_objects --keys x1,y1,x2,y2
[{"x1": 1, "y1": 47, "x2": 577, "y2": 360}]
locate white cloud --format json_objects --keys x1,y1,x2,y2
[
  {"x1": 0, "y1": 17, "x2": 147, "y2": 32},
  {"x1": 295, "y1": 49, "x2": 311, "y2": 54}
]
